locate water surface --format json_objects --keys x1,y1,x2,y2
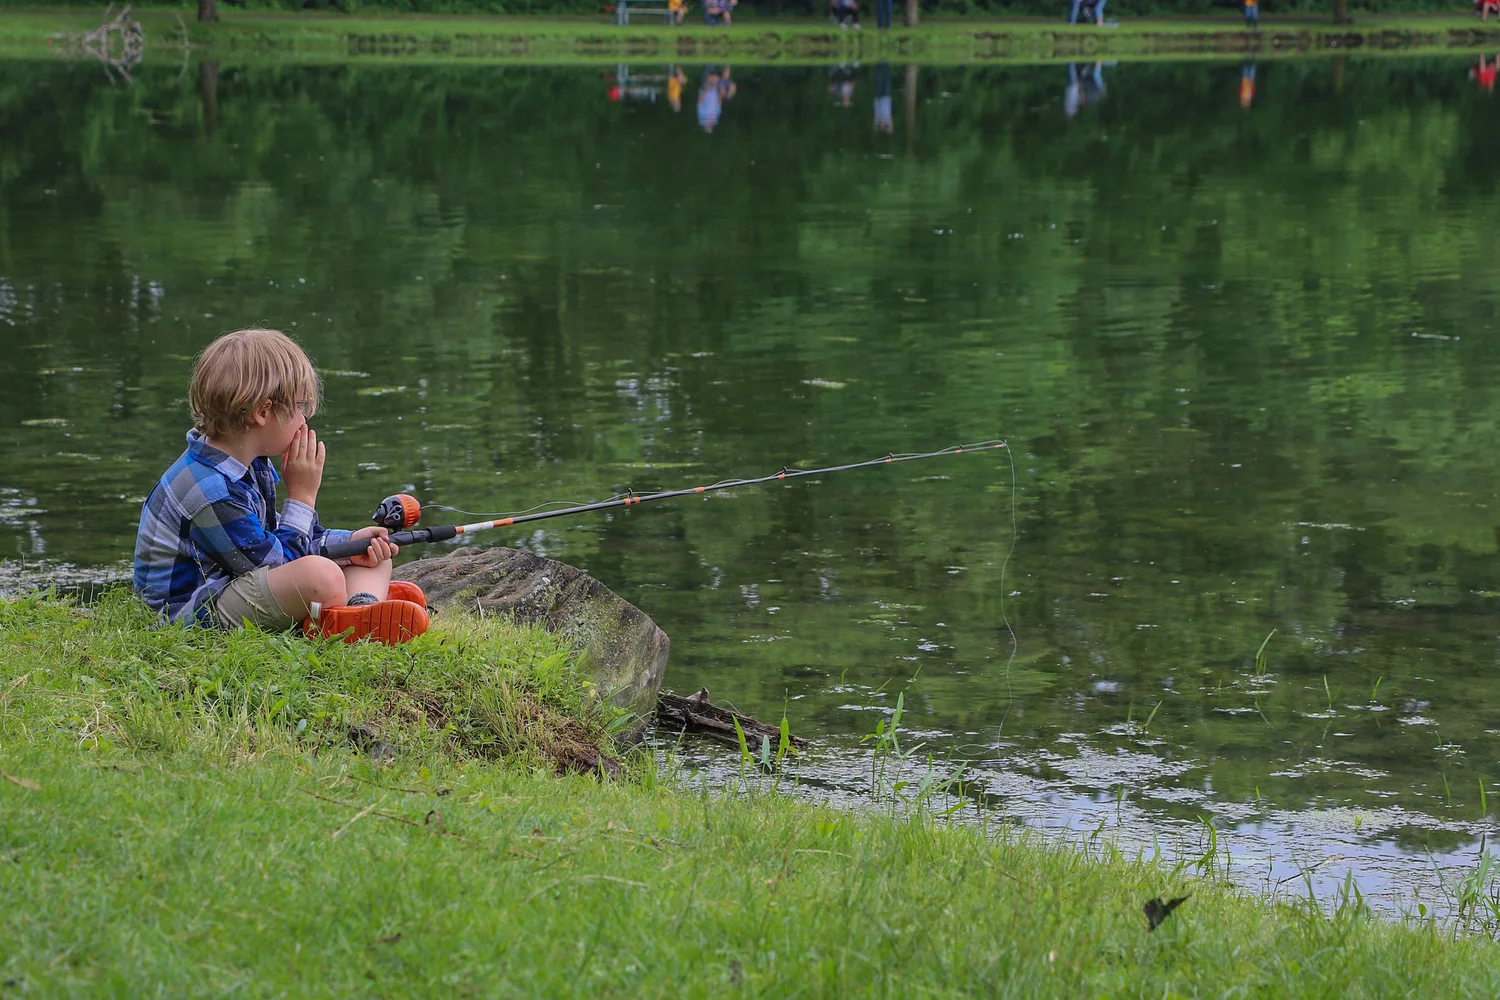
[{"x1": 3, "y1": 54, "x2": 1500, "y2": 914}]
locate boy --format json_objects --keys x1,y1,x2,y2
[{"x1": 133, "y1": 328, "x2": 429, "y2": 644}]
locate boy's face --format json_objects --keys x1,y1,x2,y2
[{"x1": 262, "y1": 399, "x2": 308, "y2": 454}]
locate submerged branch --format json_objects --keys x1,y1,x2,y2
[{"x1": 656, "y1": 688, "x2": 809, "y2": 750}]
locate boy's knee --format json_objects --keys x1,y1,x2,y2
[
  {"x1": 277, "y1": 556, "x2": 346, "y2": 605},
  {"x1": 298, "y1": 556, "x2": 345, "y2": 592}
]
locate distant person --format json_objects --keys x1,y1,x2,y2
[
  {"x1": 1243, "y1": 0, "x2": 1259, "y2": 26},
  {"x1": 1473, "y1": 53, "x2": 1498, "y2": 92},
  {"x1": 668, "y1": 0, "x2": 687, "y2": 23},
  {"x1": 829, "y1": 63, "x2": 858, "y2": 106},
  {"x1": 873, "y1": 61, "x2": 894, "y2": 132},
  {"x1": 874, "y1": 0, "x2": 892, "y2": 29},
  {"x1": 1239, "y1": 62, "x2": 1256, "y2": 108},
  {"x1": 1064, "y1": 61, "x2": 1106, "y2": 117},
  {"x1": 1069, "y1": 0, "x2": 1106, "y2": 25},
  {"x1": 1479, "y1": 0, "x2": 1500, "y2": 20},
  {"x1": 697, "y1": 65, "x2": 737, "y2": 132},
  {"x1": 703, "y1": 0, "x2": 729, "y2": 24},
  {"x1": 667, "y1": 65, "x2": 688, "y2": 111},
  {"x1": 831, "y1": 0, "x2": 861, "y2": 28}
]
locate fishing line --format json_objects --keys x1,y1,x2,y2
[
  {"x1": 997, "y1": 438, "x2": 1020, "y2": 738},
  {"x1": 949, "y1": 439, "x2": 1021, "y2": 759}
]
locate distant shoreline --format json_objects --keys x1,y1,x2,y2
[{"x1": 4, "y1": 9, "x2": 1500, "y2": 63}]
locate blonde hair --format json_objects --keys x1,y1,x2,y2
[{"x1": 189, "y1": 328, "x2": 321, "y2": 439}]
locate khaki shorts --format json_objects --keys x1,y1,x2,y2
[{"x1": 212, "y1": 567, "x2": 297, "y2": 632}]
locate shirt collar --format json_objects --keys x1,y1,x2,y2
[{"x1": 185, "y1": 428, "x2": 251, "y2": 481}]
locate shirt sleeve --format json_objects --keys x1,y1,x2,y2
[
  {"x1": 283, "y1": 499, "x2": 352, "y2": 560},
  {"x1": 318, "y1": 527, "x2": 354, "y2": 557},
  {"x1": 278, "y1": 499, "x2": 326, "y2": 557},
  {"x1": 188, "y1": 496, "x2": 318, "y2": 576}
]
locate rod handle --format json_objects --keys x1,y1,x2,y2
[{"x1": 324, "y1": 524, "x2": 458, "y2": 560}]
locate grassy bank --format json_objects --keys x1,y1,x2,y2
[
  {"x1": 0, "y1": 591, "x2": 629, "y2": 776},
  {"x1": 2, "y1": 594, "x2": 1500, "y2": 995},
  {"x1": 4, "y1": 8, "x2": 1500, "y2": 63}
]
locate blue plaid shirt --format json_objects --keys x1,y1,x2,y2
[{"x1": 133, "y1": 430, "x2": 352, "y2": 625}]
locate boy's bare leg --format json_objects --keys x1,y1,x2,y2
[
  {"x1": 266, "y1": 556, "x2": 347, "y2": 620},
  {"x1": 341, "y1": 560, "x2": 392, "y2": 602},
  {"x1": 265, "y1": 556, "x2": 393, "y2": 621}
]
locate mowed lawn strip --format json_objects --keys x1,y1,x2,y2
[
  {"x1": 1, "y1": 593, "x2": 1498, "y2": 996},
  {"x1": 2, "y1": 10, "x2": 1500, "y2": 62}
]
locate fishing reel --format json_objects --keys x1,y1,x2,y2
[
  {"x1": 371, "y1": 493, "x2": 422, "y2": 530},
  {"x1": 325, "y1": 492, "x2": 447, "y2": 559}
]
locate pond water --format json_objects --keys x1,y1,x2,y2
[{"x1": 3, "y1": 54, "x2": 1499, "y2": 915}]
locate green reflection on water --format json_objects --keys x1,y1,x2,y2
[{"x1": 2, "y1": 57, "x2": 1499, "y2": 847}]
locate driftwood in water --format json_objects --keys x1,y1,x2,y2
[{"x1": 656, "y1": 688, "x2": 809, "y2": 752}]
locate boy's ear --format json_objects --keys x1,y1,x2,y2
[{"x1": 248, "y1": 400, "x2": 273, "y2": 428}]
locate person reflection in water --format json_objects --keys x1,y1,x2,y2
[
  {"x1": 873, "y1": 62, "x2": 894, "y2": 133},
  {"x1": 1064, "y1": 62, "x2": 1107, "y2": 118},
  {"x1": 1473, "y1": 53, "x2": 1498, "y2": 93},
  {"x1": 829, "y1": 64, "x2": 858, "y2": 107},
  {"x1": 1239, "y1": 62, "x2": 1256, "y2": 109},
  {"x1": 667, "y1": 66, "x2": 688, "y2": 112},
  {"x1": 697, "y1": 65, "x2": 738, "y2": 132}
]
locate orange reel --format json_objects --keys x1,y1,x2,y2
[{"x1": 372, "y1": 493, "x2": 422, "y2": 530}]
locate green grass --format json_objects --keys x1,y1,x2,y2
[
  {"x1": 4, "y1": 8, "x2": 1500, "y2": 64},
  {"x1": 0, "y1": 591, "x2": 628, "y2": 776},
  {"x1": 3, "y1": 593, "x2": 1500, "y2": 996}
]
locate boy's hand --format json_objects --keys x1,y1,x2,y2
[
  {"x1": 281, "y1": 426, "x2": 325, "y2": 508},
  {"x1": 345, "y1": 526, "x2": 397, "y2": 568}
]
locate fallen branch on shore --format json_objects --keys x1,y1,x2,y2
[{"x1": 655, "y1": 688, "x2": 810, "y2": 752}]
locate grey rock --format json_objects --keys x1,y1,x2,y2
[{"x1": 394, "y1": 547, "x2": 669, "y2": 737}]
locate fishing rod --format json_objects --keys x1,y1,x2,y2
[{"x1": 323, "y1": 439, "x2": 1008, "y2": 560}]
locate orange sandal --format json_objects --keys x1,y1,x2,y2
[
  {"x1": 386, "y1": 581, "x2": 427, "y2": 609},
  {"x1": 304, "y1": 599, "x2": 429, "y2": 645}
]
